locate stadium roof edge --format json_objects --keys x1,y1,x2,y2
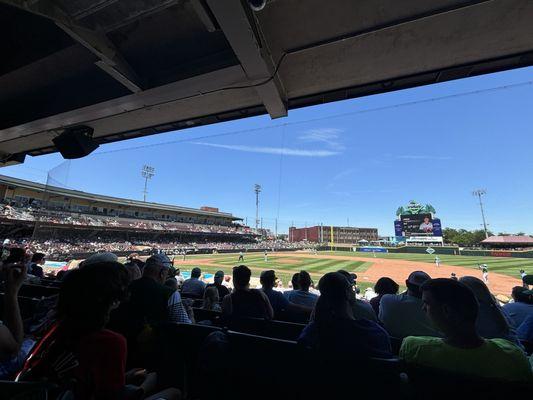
[
  {"x1": 0, "y1": 174, "x2": 242, "y2": 220},
  {"x1": 1, "y1": 0, "x2": 533, "y2": 162},
  {"x1": 481, "y1": 235, "x2": 533, "y2": 244}
]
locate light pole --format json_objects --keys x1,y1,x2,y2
[
  {"x1": 472, "y1": 189, "x2": 489, "y2": 238},
  {"x1": 254, "y1": 184, "x2": 261, "y2": 230},
  {"x1": 141, "y1": 165, "x2": 155, "y2": 202}
]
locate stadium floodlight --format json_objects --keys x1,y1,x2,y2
[
  {"x1": 472, "y1": 189, "x2": 489, "y2": 239},
  {"x1": 254, "y1": 184, "x2": 262, "y2": 230},
  {"x1": 141, "y1": 165, "x2": 155, "y2": 202}
]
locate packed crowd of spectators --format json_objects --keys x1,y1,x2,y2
[
  {"x1": 0, "y1": 204, "x2": 253, "y2": 235},
  {"x1": 2, "y1": 236, "x2": 315, "y2": 260},
  {"x1": 0, "y1": 243, "x2": 531, "y2": 398}
]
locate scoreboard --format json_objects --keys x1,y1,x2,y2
[{"x1": 394, "y1": 214, "x2": 442, "y2": 237}]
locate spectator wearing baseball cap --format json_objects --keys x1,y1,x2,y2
[
  {"x1": 80, "y1": 252, "x2": 118, "y2": 268},
  {"x1": 117, "y1": 253, "x2": 191, "y2": 362},
  {"x1": 379, "y1": 271, "x2": 441, "y2": 338},
  {"x1": 400, "y1": 279, "x2": 532, "y2": 382},
  {"x1": 181, "y1": 267, "x2": 206, "y2": 299},
  {"x1": 337, "y1": 270, "x2": 377, "y2": 321},
  {"x1": 205, "y1": 270, "x2": 230, "y2": 300}
]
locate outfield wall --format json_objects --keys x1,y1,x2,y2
[
  {"x1": 318, "y1": 244, "x2": 533, "y2": 258},
  {"x1": 390, "y1": 246, "x2": 458, "y2": 255}
]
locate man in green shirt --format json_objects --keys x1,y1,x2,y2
[{"x1": 400, "y1": 278, "x2": 532, "y2": 382}]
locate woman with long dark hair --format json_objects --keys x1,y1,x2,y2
[
  {"x1": 298, "y1": 272, "x2": 392, "y2": 359},
  {"x1": 459, "y1": 276, "x2": 521, "y2": 347},
  {"x1": 370, "y1": 277, "x2": 399, "y2": 317}
]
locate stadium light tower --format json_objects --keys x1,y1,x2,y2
[
  {"x1": 141, "y1": 165, "x2": 155, "y2": 202},
  {"x1": 472, "y1": 189, "x2": 489, "y2": 238},
  {"x1": 254, "y1": 184, "x2": 262, "y2": 230}
]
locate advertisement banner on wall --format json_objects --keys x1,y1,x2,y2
[
  {"x1": 358, "y1": 247, "x2": 388, "y2": 253},
  {"x1": 394, "y1": 220, "x2": 403, "y2": 236}
]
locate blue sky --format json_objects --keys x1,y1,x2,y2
[{"x1": 3, "y1": 66, "x2": 533, "y2": 236}]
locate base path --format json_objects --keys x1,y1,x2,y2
[{"x1": 270, "y1": 252, "x2": 521, "y2": 296}]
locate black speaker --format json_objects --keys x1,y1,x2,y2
[
  {"x1": 0, "y1": 152, "x2": 26, "y2": 167},
  {"x1": 53, "y1": 126, "x2": 99, "y2": 159}
]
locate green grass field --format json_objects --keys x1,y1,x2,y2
[
  {"x1": 177, "y1": 252, "x2": 373, "y2": 289},
  {"x1": 176, "y1": 251, "x2": 532, "y2": 289},
  {"x1": 320, "y1": 251, "x2": 533, "y2": 277}
]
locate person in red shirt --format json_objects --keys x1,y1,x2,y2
[{"x1": 17, "y1": 261, "x2": 180, "y2": 400}]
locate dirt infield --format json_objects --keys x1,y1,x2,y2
[{"x1": 273, "y1": 252, "x2": 521, "y2": 296}]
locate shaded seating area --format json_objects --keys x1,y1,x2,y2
[
  {"x1": 226, "y1": 317, "x2": 306, "y2": 341},
  {"x1": 149, "y1": 323, "x2": 533, "y2": 400},
  {"x1": 405, "y1": 364, "x2": 533, "y2": 400},
  {"x1": 192, "y1": 307, "x2": 306, "y2": 341}
]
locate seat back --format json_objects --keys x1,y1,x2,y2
[
  {"x1": 192, "y1": 307, "x2": 221, "y2": 324},
  {"x1": 406, "y1": 364, "x2": 533, "y2": 399},
  {"x1": 18, "y1": 285, "x2": 60, "y2": 298},
  {"x1": 222, "y1": 330, "x2": 403, "y2": 399},
  {"x1": 152, "y1": 323, "x2": 222, "y2": 394},
  {"x1": 0, "y1": 381, "x2": 59, "y2": 400},
  {"x1": 228, "y1": 317, "x2": 306, "y2": 341},
  {"x1": 390, "y1": 336, "x2": 403, "y2": 355},
  {"x1": 225, "y1": 330, "x2": 302, "y2": 399}
]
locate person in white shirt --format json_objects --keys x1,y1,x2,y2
[
  {"x1": 175, "y1": 268, "x2": 185, "y2": 288},
  {"x1": 364, "y1": 287, "x2": 378, "y2": 301},
  {"x1": 478, "y1": 264, "x2": 489, "y2": 283},
  {"x1": 419, "y1": 217, "x2": 433, "y2": 233},
  {"x1": 435, "y1": 256, "x2": 440, "y2": 268}
]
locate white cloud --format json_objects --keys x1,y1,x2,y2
[
  {"x1": 396, "y1": 155, "x2": 452, "y2": 160},
  {"x1": 298, "y1": 128, "x2": 345, "y2": 151},
  {"x1": 192, "y1": 142, "x2": 339, "y2": 157},
  {"x1": 332, "y1": 168, "x2": 356, "y2": 181}
]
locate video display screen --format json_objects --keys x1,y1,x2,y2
[{"x1": 395, "y1": 214, "x2": 442, "y2": 236}]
